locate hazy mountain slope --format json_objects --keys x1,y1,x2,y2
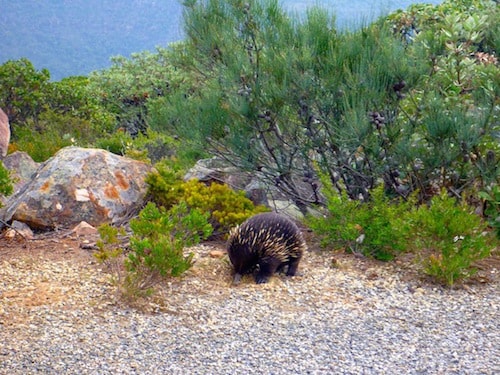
[
  {"x1": 1, "y1": 0, "x2": 443, "y2": 80},
  {"x1": 1, "y1": 0, "x2": 184, "y2": 80}
]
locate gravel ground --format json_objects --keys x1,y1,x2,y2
[{"x1": 0, "y1": 237, "x2": 499, "y2": 375}]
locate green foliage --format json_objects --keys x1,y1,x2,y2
[
  {"x1": 0, "y1": 58, "x2": 50, "y2": 126},
  {"x1": 149, "y1": 0, "x2": 498, "y2": 212},
  {"x1": 146, "y1": 162, "x2": 269, "y2": 237},
  {"x1": 12, "y1": 127, "x2": 70, "y2": 163},
  {"x1": 126, "y1": 202, "x2": 212, "y2": 288},
  {"x1": 157, "y1": 0, "x2": 419, "y2": 209},
  {"x1": 308, "y1": 183, "x2": 414, "y2": 261},
  {"x1": 411, "y1": 190, "x2": 493, "y2": 286},
  {"x1": 11, "y1": 107, "x2": 105, "y2": 162},
  {"x1": 95, "y1": 202, "x2": 212, "y2": 301},
  {"x1": 145, "y1": 161, "x2": 186, "y2": 208},
  {"x1": 88, "y1": 48, "x2": 188, "y2": 136},
  {"x1": 94, "y1": 129, "x2": 135, "y2": 156},
  {"x1": 0, "y1": 59, "x2": 115, "y2": 160},
  {"x1": 46, "y1": 76, "x2": 115, "y2": 135},
  {"x1": 478, "y1": 185, "x2": 500, "y2": 238},
  {"x1": 387, "y1": 0, "x2": 500, "y2": 200},
  {"x1": 95, "y1": 224, "x2": 125, "y2": 263},
  {"x1": 181, "y1": 179, "x2": 270, "y2": 236},
  {"x1": 0, "y1": 161, "x2": 14, "y2": 206},
  {"x1": 311, "y1": 171, "x2": 496, "y2": 284},
  {"x1": 93, "y1": 224, "x2": 130, "y2": 299},
  {"x1": 94, "y1": 128, "x2": 179, "y2": 163}
]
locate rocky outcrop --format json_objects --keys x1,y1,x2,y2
[
  {"x1": 0, "y1": 147, "x2": 153, "y2": 230},
  {"x1": 0, "y1": 108, "x2": 10, "y2": 158}
]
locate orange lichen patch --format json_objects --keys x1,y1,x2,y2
[
  {"x1": 40, "y1": 180, "x2": 51, "y2": 193},
  {"x1": 104, "y1": 182, "x2": 120, "y2": 200},
  {"x1": 89, "y1": 190, "x2": 110, "y2": 218},
  {"x1": 114, "y1": 171, "x2": 130, "y2": 190}
]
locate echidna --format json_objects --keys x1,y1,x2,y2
[{"x1": 227, "y1": 212, "x2": 306, "y2": 284}]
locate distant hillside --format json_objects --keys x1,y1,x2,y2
[
  {"x1": 0, "y1": 0, "x2": 184, "y2": 80},
  {"x1": 1, "y1": 0, "x2": 443, "y2": 80}
]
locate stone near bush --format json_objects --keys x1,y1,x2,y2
[
  {"x1": 4, "y1": 220, "x2": 34, "y2": 240},
  {"x1": 0, "y1": 108, "x2": 10, "y2": 158},
  {"x1": 1, "y1": 151, "x2": 40, "y2": 198},
  {"x1": 184, "y1": 157, "x2": 249, "y2": 188},
  {"x1": 71, "y1": 221, "x2": 98, "y2": 237},
  {"x1": 0, "y1": 147, "x2": 153, "y2": 230}
]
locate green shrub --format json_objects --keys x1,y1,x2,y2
[
  {"x1": 95, "y1": 130, "x2": 179, "y2": 164},
  {"x1": 479, "y1": 185, "x2": 500, "y2": 239},
  {"x1": 126, "y1": 202, "x2": 212, "y2": 290},
  {"x1": 94, "y1": 130, "x2": 134, "y2": 156},
  {"x1": 95, "y1": 202, "x2": 213, "y2": 301},
  {"x1": 0, "y1": 161, "x2": 13, "y2": 206},
  {"x1": 12, "y1": 121, "x2": 74, "y2": 162},
  {"x1": 146, "y1": 162, "x2": 269, "y2": 237},
  {"x1": 155, "y1": 0, "x2": 498, "y2": 211},
  {"x1": 145, "y1": 161, "x2": 186, "y2": 208},
  {"x1": 311, "y1": 176, "x2": 495, "y2": 284},
  {"x1": 308, "y1": 184, "x2": 414, "y2": 261},
  {"x1": 0, "y1": 58, "x2": 50, "y2": 126},
  {"x1": 11, "y1": 108, "x2": 104, "y2": 161},
  {"x1": 94, "y1": 224, "x2": 126, "y2": 293},
  {"x1": 180, "y1": 179, "x2": 269, "y2": 237},
  {"x1": 412, "y1": 190, "x2": 494, "y2": 285}
]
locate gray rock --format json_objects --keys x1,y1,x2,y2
[
  {"x1": 1, "y1": 146, "x2": 153, "y2": 230},
  {"x1": 4, "y1": 220, "x2": 34, "y2": 240},
  {"x1": 184, "y1": 157, "x2": 249, "y2": 189},
  {"x1": 71, "y1": 221, "x2": 98, "y2": 237},
  {"x1": 1, "y1": 151, "x2": 40, "y2": 198}
]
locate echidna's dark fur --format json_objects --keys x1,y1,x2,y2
[{"x1": 227, "y1": 212, "x2": 306, "y2": 284}]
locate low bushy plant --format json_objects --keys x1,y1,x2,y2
[
  {"x1": 94, "y1": 129, "x2": 134, "y2": 156},
  {"x1": 126, "y1": 202, "x2": 212, "y2": 292},
  {"x1": 95, "y1": 130, "x2": 182, "y2": 165},
  {"x1": 10, "y1": 106, "x2": 109, "y2": 162},
  {"x1": 94, "y1": 224, "x2": 127, "y2": 297},
  {"x1": 95, "y1": 202, "x2": 213, "y2": 301},
  {"x1": 0, "y1": 161, "x2": 13, "y2": 205},
  {"x1": 146, "y1": 162, "x2": 269, "y2": 237},
  {"x1": 95, "y1": 223, "x2": 125, "y2": 264},
  {"x1": 412, "y1": 190, "x2": 494, "y2": 285},
  {"x1": 308, "y1": 183, "x2": 414, "y2": 261},
  {"x1": 12, "y1": 120, "x2": 75, "y2": 162},
  {"x1": 479, "y1": 185, "x2": 500, "y2": 239},
  {"x1": 180, "y1": 179, "x2": 269, "y2": 237},
  {"x1": 310, "y1": 174, "x2": 496, "y2": 285},
  {"x1": 145, "y1": 161, "x2": 186, "y2": 208}
]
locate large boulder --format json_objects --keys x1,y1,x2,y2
[
  {"x1": 0, "y1": 147, "x2": 153, "y2": 230},
  {"x1": 0, "y1": 108, "x2": 10, "y2": 158}
]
